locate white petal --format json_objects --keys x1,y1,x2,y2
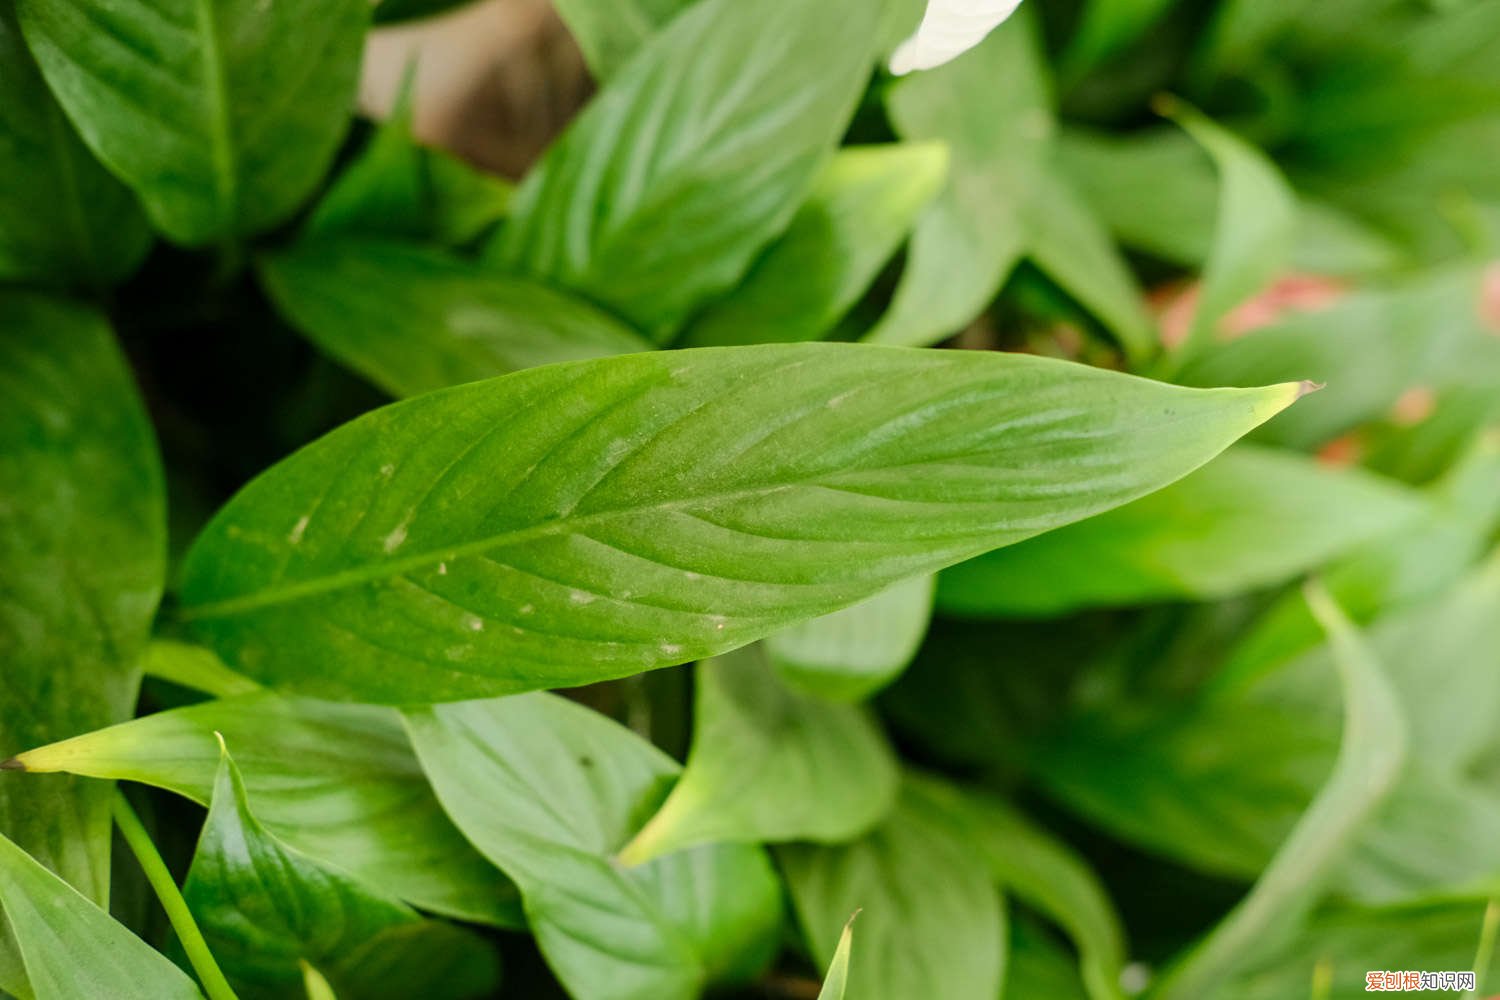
[{"x1": 889, "y1": 0, "x2": 1025, "y2": 75}]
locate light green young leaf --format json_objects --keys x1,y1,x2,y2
[
  {"x1": 175, "y1": 343, "x2": 1303, "y2": 704},
  {"x1": 911, "y1": 778, "x2": 1127, "y2": 1000},
  {"x1": 306, "y1": 80, "x2": 511, "y2": 246},
  {"x1": 816, "y1": 916, "x2": 856, "y2": 1000},
  {"x1": 144, "y1": 641, "x2": 261, "y2": 699},
  {"x1": 1215, "y1": 433, "x2": 1500, "y2": 691},
  {"x1": 16, "y1": 0, "x2": 367, "y2": 245},
  {"x1": 0, "y1": 832, "x2": 204, "y2": 1000},
  {"x1": 183, "y1": 743, "x2": 498, "y2": 1000},
  {"x1": 259, "y1": 239, "x2": 651, "y2": 398},
  {"x1": 779, "y1": 779, "x2": 1007, "y2": 1000},
  {"x1": 1151, "y1": 585, "x2": 1407, "y2": 1000},
  {"x1": 0, "y1": 294, "x2": 165, "y2": 997},
  {"x1": 301, "y1": 963, "x2": 336, "y2": 1000},
  {"x1": 867, "y1": 13, "x2": 1049, "y2": 348},
  {"x1": 0, "y1": 8, "x2": 150, "y2": 288},
  {"x1": 403, "y1": 694, "x2": 782, "y2": 1000},
  {"x1": 937, "y1": 445, "x2": 1423, "y2": 617},
  {"x1": 8, "y1": 694, "x2": 521, "y2": 929},
  {"x1": 1154, "y1": 98, "x2": 1297, "y2": 366},
  {"x1": 550, "y1": 0, "x2": 692, "y2": 79},
  {"x1": 490, "y1": 0, "x2": 877, "y2": 341},
  {"x1": 768, "y1": 575, "x2": 935, "y2": 702},
  {"x1": 680, "y1": 143, "x2": 949, "y2": 348},
  {"x1": 619, "y1": 644, "x2": 899, "y2": 865}
]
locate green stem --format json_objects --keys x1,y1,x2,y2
[
  {"x1": 111, "y1": 790, "x2": 240, "y2": 1000},
  {"x1": 1470, "y1": 899, "x2": 1499, "y2": 998}
]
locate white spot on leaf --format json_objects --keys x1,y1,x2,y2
[
  {"x1": 569, "y1": 590, "x2": 596, "y2": 606},
  {"x1": 288, "y1": 515, "x2": 309, "y2": 545},
  {"x1": 383, "y1": 522, "x2": 409, "y2": 553},
  {"x1": 518, "y1": 603, "x2": 535, "y2": 616},
  {"x1": 464, "y1": 615, "x2": 485, "y2": 632}
]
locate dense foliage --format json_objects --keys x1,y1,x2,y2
[{"x1": 3, "y1": 0, "x2": 1500, "y2": 997}]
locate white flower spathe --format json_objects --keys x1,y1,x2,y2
[{"x1": 889, "y1": 0, "x2": 1025, "y2": 75}]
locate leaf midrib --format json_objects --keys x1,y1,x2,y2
[{"x1": 192, "y1": 0, "x2": 236, "y2": 233}]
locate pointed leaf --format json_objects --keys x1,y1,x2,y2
[
  {"x1": 0, "y1": 294, "x2": 165, "y2": 994},
  {"x1": 937, "y1": 445, "x2": 1423, "y2": 616},
  {"x1": 404, "y1": 693, "x2": 782, "y2": 1000},
  {"x1": 816, "y1": 917, "x2": 856, "y2": 1000},
  {"x1": 620, "y1": 644, "x2": 898, "y2": 864},
  {"x1": 680, "y1": 143, "x2": 949, "y2": 348},
  {"x1": 9, "y1": 694, "x2": 521, "y2": 928},
  {"x1": 16, "y1": 0, "x2": 367, "y2": 244},
  {"x1": 176, "y1": 343, "x2": 1301, "y2": 703},
  {"x1": 183, "y1": 744, "x2": 498, "y2": 1000},
  {"x1": 489, "y1": 0, "x2": 877, "y2": 340},
  {"x1": 259, "y1": 239, "x2": 651, "y2": 398},
  {"x1": 779, "y1": 778, "x2": 1006, "y2": 1000},
  {"x1": 889, "y1": 0, "x2": 1025, "y2": 74},
  {"x1": 0, "y1": 832, "x2": 203, "y2": 1000},
  {"x1": 0, "y1": 8, "x2": 149, "y2": 287},
  {"x1": 768, "y1": 575, "x2": 935, "y2": 702}
]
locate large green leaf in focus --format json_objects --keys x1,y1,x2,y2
[
  {"x1": 550, "y1": 0, "x2": 692, "y2": 80},
  {"x1": 403, "y1": 693, "x2": 782, "y2": 1000},
  {"x1": 768, "y1": 575, "x2": 935, "y2": 702},
  {"x1": 867, "y1": 14, "x2": 1049, "y2": 348},
  {"x1": 619, "y1": 644, "x2": 899, "y2": 864},
  {"x1": 16, "y1": 0, "x2": 367, "y2": 245},
  {"x1": 259, "y1": 239, "x2": 651, "y2": 398},
  {"x1": 0, "y1": 832, "x2": 203, "y2": 1000},
  {"x1": 183, "y1": 743, "x2": 499, "y2": 1000},
  {"x1": 490, "y1": 0, "x2": 877, "y2": 341},
  {"x1": 0, "y1": 294, "x2": 165, "y2": 998},
  {"x1": 937, "y1": 445, "x2": 1423, "y2": 617},
  {"x1": 779, "y1": 778, "x2": 1006, "y2": 1000},
  {"x1": 1152, "y1": 585, "x2": 1407, "y2": 1000},
  {"x1": 9, "y1": 694, "x2": 522, "y2": 929},
  {"x1": 0, "y1": 8, "x2": 150, "y2": 288},
  {"x1": 175, "y1": 343, "x2": 1302, "y2": 703},
  {"x1": 680, "y1": 143, "x2": 949, "y2": 348}
]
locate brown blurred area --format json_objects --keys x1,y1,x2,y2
[{"x1": 359, "y1": 0, "x2": 592, "y2": 178}]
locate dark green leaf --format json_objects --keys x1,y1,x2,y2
[
  {"x1": 10, "y1": 694, "x2": 522, "y2": 928},
  {"x1": 0, "y1": 294, "x2": 164, "y2": 996},
  {"x1": 680, "y1": 143, "x2": 949, "y2": 348},
  {"x1": 488, "y1": 0, "x2": 877, "y2": 341},
  {"x1": 937, "y1": 445, "x2": 1423, "y2": 616},
  {"x1": 619, "y1": 644, "x2": 898, "y2": 864},
  {"x1": 16, "y1": 0, "x2": 367, "y2": 244},
  {"x1": 404, "y1": 693, "x2": 782, "y2": 1000},
  {"x1": 0, "y1": 8, "x2": 150, "y2": 287},
  {"x1": 867, "y1": 13, "x2": 1049, "y2": 347},
  {"x1": 768, "y1": 575, "x2": 934, "y2": 702},
  {"x1": 175, "y1": 343, "x2": 1301, "y2": 703},
  {"x1": 1060, "y1": 0, "x2": 1176, "y2": 80},
  {"x1": 779, "y1": 778, "x2": 1007, "y2": 1000},
  {"x1": 259, "y1": 239, "x2": 650, "y2": 398},
  {"x1": 183, "y1": 743, "x2": 498, "y2": 1000}
]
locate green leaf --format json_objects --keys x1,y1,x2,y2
[
  {"x1": 488, "y1": 0, "x2": 877, "y2": 341},
  {"x1": 0, "y1": 832, "x2": 204, "y2": 1000},
  {"x1": 1216, "y1": 897, "x2": 1497, "y2": 1000},
  {"x1": 1060, "y1": 0, "x2": 1176, "y2": 80},
  {"x1": 15, "y1": 0, "x2": 367, "y2": 245},
  {"x1": 403, "y1": 693, "x2": 783, "y2": 1000},
  {"x1": 0, "y1": 293, "x2": 165, "y2": 996},
  {"x1": 306, "y1": 85, "x2": 511, "y2": 246},
  {"x1": 183, "y1": 743, "x2": 498, "y2": 1000},
  {"x1": 259, "y1": 239, "x2": 651, "y2": 398},
  {"x1": 1152, "y1": 585, "x2": 1407, "y2": 999},
  {"x1": 937, "y1": 445, "x2": 1424, "y2": 617},
  {"x1": 0, "y1": 8, "x2": 150, "y2": 288},
  {"x1": 550, "y1": 0, "x2": 693, "y2": 80},
  {"x1": 619, "y1": 644, "x2": 899, "y2": 864},
  {"x1": 866, "y1": 13, "x2": 1049, "y2": 348},
  {"x1": 144, "y1": 641, "x2": 262, "y2": 699},
  {"x1": 1153, "y1": 99, "x2": 1297, "y2": 366},
  {"x1": 816, "y1": 916, "x2": 856, "y2": 1000},
  {"x1": 779, "y1": 778, "x2": 1007, "y2": 1000},
  {"x1": 680, "y1": 143, "x2": 949, "y2": 348},
  {"x1": 175, "y1": 342, "x2": 1302, "y2": 703},
  {"x1": 911, "y1": 780, "x2": 1127, "y2": 1000},
  {"x1": 768, "y1": 575, "x2": 935, "y2": 702},
  {"x1": 1006, "y1": 915, "x2": 1093, "y2": 1000},
  {"x1": 9, "y1": 694, "x2": 522, "y2": 928}
]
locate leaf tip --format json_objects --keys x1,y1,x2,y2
[
  {"x1": 1151, "y1": 91, "x2": 1183, "y2": 118},
  {"x1": 0, "y1": 757, "x2": 24, "y2": 772},
  {"x1": 1295, "y1": 379, "x2": 1326, "y2": 399}
]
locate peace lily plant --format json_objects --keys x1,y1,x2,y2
[{"x1": 3, "y1": 0, "x2": 1500, "y2": 998}]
